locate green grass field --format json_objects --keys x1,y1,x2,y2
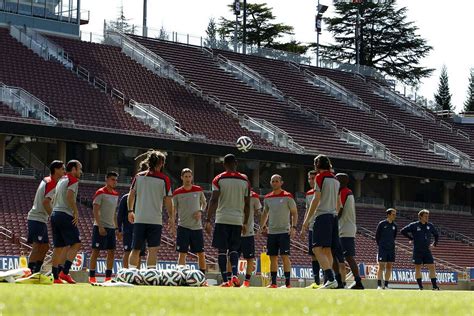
[{"x1": 0, "y1": 284, "x2": 472, "y2": 315}]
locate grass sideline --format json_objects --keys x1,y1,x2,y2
[{"x1": 0, "y1": 283, "x2": 472, "y2": 315}]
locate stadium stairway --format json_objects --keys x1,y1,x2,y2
[
  {"x1": 213, "y1": 49, "x2": 460, "y2": 170},
  {"x1": 128, "y1": 35, "x2": 387, "y2": 162}
]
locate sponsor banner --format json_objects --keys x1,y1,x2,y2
[
  {"x1": 248, "y1": 259, "x2": 316, "y2": 279},
  {"x1": 71, "y1": 253, "x2": 85, "y2": 271},
  {"x1": 0, "y1": 254, "x2": 85, "y2": 271},
  {"x1": 469, "y1": 267, "x2": 474, "y2": 281},
  {"x1": 91, "y1": 260, "x2": 198, "y2": 275},
  {"x1": 363, "y1": 264, "x2": 458, "y2": 284}
]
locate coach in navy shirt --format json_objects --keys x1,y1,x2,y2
[
  {"x1": 400, "y1": 209, "x2": 440, "y2": 290},
  {"x1": 375, "y1": 208, "x2": 397, "y2": 289}
]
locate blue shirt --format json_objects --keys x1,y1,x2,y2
[
  {"x1": 117, "y1": 194, "x2": 132, "y2": 233},
  {"x1": 401, "y1": 221, "x2": 439, "y2": 252},
  {"x1": 375, "y1": 219, "x2": 397, "y2": 251}
]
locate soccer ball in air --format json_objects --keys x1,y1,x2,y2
[
  {"x1": 140, "y1": 269, "x2": 161, "y2": 286},
  {"x1": 236, "y1": 136, "x2": 253, "y2": 152},
  {"x1": 185, "y1": 270, "x2": 206, "y2": 287},
  {"x1": 161, "y1": 269, "x2": 185, "y2": 286}
]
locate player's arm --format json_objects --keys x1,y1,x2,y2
[
  {"x1": 289, "y1": 203, "x2": 298, "y2": 238},
  {"x1": 243, "y1": 196, "x2": 250, "y2": 225},
  {"x1": 42, "y1": 197, "x2": 53, "y2": 215},
  {"x1": 336, "y1": 194, "x2": 343, "y2": 219},
  {"x1": 116, "y1": 198, "x2": 125, "y2": 233},
  {"x1": 164, "y1": 196, "x2": 175, "y2": 237},
  {"x1": 375, "y1": 223, "x2": 381, "y2": 245},
  {"x1": 400, "y1": 223, "x2": 413, "y2": 240},
  {"x1": 393, "y1": 224, "x2": 398, "y2": 240},
  {"x1": 303, "y1": 191, "x2": 320, "y2": 230},
  {"x1": 206, "y1": 191, "x2": 219, "y2": 223},
  {"x1": 66, "y1": 189, "x2": 79, "y2": 226},
  {"x1": 431, "y1": 224, "x2": 439, "y2": 246},
  {"x1": 259, "y1": 208, "x2": 269, "y2": 233}
]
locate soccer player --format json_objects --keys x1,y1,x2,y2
[
  {"x1": 302, "y1": 155, "x2": 340, "y2": 289},
  {"x1": 401, "y1": 209, "x2": 440, "y2": 290},
  {"x1": 27, "y1": 160, "x2": 64, "y2": 273},
  {"x1": 205, "y1": 154, "x2": 250, "y2": 287},
  {"x1": 173, "y1": 168, "x2": 207, "y2": 274},
  {"x1": 127, "y1": 151, "x2": 174, "y2": 269},
  {"x1": 260, "y1": 174, "x2": 298, "y2": 288},
  {"x1": 239, "y1": 190, "x2": 262, "y2": 287},
  {"x1": 302, "y1": 170, "x2": 321, "y2": 289},
  {"x1": 50, "y1": 160, "x2": 83, "y2": 284},
  {"x1": 375, "y1": 208, "x2": 398, "y2": 289},
  {"x1": 88, "y1": 172, "x2": 120, "y2": 283},
  {"x1": 336, "y1": 173, "x2": 364, "y2": 289}
]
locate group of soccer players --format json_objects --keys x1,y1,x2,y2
[{"x1": 25, "y1": 151, "x2": 442, "y2": 289}]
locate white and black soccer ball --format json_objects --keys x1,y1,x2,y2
[
  {"x1": 116, "y1": 268, "x2": 143, "y2": 285},
  {"x1": 161, "y1": 269, "x2": 185, "y2": 286},
  {"x1": 185, "y1": 270, "x2": 206, "y2": 287},
  {"x1": 236, "y1": 136, "x2": 253, "y2": 153},
  {"x1": 176, "y1": 266, "x2": 191, "y2": 286},
  {"x1": 140, "y1": 269, "x2": 161, "y2": 286}
]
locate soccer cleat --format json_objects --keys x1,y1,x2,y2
[
  {"x1": 104, "y1": 277, "x2": 112, "y2": 282},
  {"x1": 88, "y1": 277, "x2": 97, "y2": 284},
  {"x1": 377, "y1": 286, "x2": 383, "y2": 290},
  {"x1": 54, "y1": 278, "x2": 66, "y2": 284},
  {"x1": 279, "y1": 284, "x2": 291, "y2": 289},
  {"x1": 231, "y1": 276, "x2": 241, "y2": 287},
  {"x1": 241, "y1": 280, "x2": 250, "y2": 288},
  {"x1": 305, "y1": 282, "x2": 321, "y2": 289},
  {"x1": 219, "y1": 281, "x2": 233, "y2": 287},
  {"x1": 336, "y1": 282, "x2": 345, "y2": 289},
  {"x1": 384, "y1": 286, "x2": 391, "y2": 290},
  {"x1": 59, "y1": 272, "x2": 76, "y2": 284},
  {"x1": 432, "y1": 286, "x2": 440, "y2": 291},
  {"x1": 266, "y1": 284, "x2": 278, "y2": 288},
  {"x1": 350, "y1": 283, "x2": 365, "y2": 290},
  {"x1": 319, "y1": 280, "x2": 338, "y2": 289}
]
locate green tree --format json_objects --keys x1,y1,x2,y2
[
  {"x1": 464, "y1": 69, "x2": 474, "y2": 112},
  {"x1": 158, "y1": 26, "x2": 169, "y2": 40},
  {"x1": 434, "y1": 66, "x2": 453, "y2": 112},
  {"x1": 108, "y1": 5, "x2": 136, "y2": 34},
  {"x1": 218, "y1": 2, "x2": 294, "y2": 48},
  {"x1": 204, "y1": 18, "x2": 218, "y2": 48},
  {"x1": 321, "y1": 0, "x2": 433, "y2": 84}
]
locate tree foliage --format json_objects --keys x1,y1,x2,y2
[
  {"x1": 464, "y1": 69, "x2": 474, "y2": 113},
  {"x1": 434, "y1": 66, "x2": 453, "y2": 112}
]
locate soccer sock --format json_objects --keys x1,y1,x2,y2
[
  {"x1": 52, "y1": 266, "x2": 59, "y2": 280},
  {"x1": 89, "y1": 270, "x2": 96, "y2": 277},
  {"x1": 377, "y1": 280, "x2": 382, "y2": 287},
  {"x1": 355, "y1": 275, "x2": 362, "y2": 284},
  {"x1": 28, "y1": 261, "x2": 35, "y2": 272},
  {"x1": 63, "y1": 260, "x2": 73, "y2": 275},
  {"x1": 312, "y1": 260, "x2": 320, "y2": 284},
  {"x1": 129, "y1": 264, "x2": 137, "y2": 269},
  {"x1": 200, "y1": 269, "x2": 206, "y2": 275},
  {"x1": 431, "y1": 278, "x2": 438, "y2": 288},
  {"x1": 35, "y1": 261, "x2": 43, "y2": 273},
  {"x1": 335, "y1": 273, "x2": 342, "y2": 286},
  {"x1": 271, "y1": 271, "x2": 277, "y2": 285},
  {"x1": 217, "y1": 253, "x2": 228, "y2": 282},
  {"x1": 416, "y1": 278, "x2": 423, "y2": 289},
  {"x1": 245, "y1": 274, "x2": 251, "y2": 281},
  {"x1": 324, "y1": 269, "x2": 335, "y2": 282},
  {"x1": 229, "y1": 251, "x2": 239, "y2": 277},
  {"x1": 105, "y1": 270, "x2": 112, "y2": 278},
  {"x1": 58, "y1": 265, "x2": 64, "y2": 274},
  {"x1": 384, "y1": 280, "x2": 389, "y2": 287},
  {"x1": 284, "y1": 272, "x2": 291, "y2": 286}
]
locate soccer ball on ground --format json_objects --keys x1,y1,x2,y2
[
  {"x1": 161, "y1": 269, "x2": 185, "y2": 286},
  {"x1": 176, "y1": 266, "x2": 191, "y2": 286},
  {"x1": 116, "y1": 268, "x2": 143, "y2": 285},
  {"x1": 140, "y1": 269, "x2": 161, "y2": 286},
  {"x1": 185, "y1": 270, "x2": 206, "y2": 287},
  {"x1": 236, "y1": 136, "x2": 253, "y2": 152}
]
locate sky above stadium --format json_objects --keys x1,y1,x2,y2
[{"x1": 81, "y1": 0, "x2": 473, "y2": 112}]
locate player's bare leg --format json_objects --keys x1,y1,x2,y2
[
  {"x1": 415, "y1": 264, "x2": 423, "y2": 289},
  {"x1": 146, "y1": 246, "x2": 159, "y2": 268},
  {"x1": 281, "y1": 255, "x2": 291, "y2": 288},
  {"x1": 385, "y1": 262, "x2": 393, "y2": 288},
  {"x1": 345, "y1": 256, "x2": 363, "y2": 289},
  {"x1": 197, "y1": 252, "x2": 206, "y2": 272},
  {"x1": 178, "y1": 252, "x2": 187, "y2": 265},
  {"x1": 377, "y1": 262, "x2": 386, "y2": 289},
  {"x1": 105, "y1": 250, "x2": 114, "y2": 281},
  {"x1": 314, "y1": 247, "x2": 337, "y2": 289},
  {"x1": 128, "y1": 249, "x2": 141, "y2": 268},
  {"x1": 427, "y1": 263, "x2": 439, "y2": 290},
  {"x1": 241, "y1": 258, "x2": 254, "y2": 287},
  {"x1": 88, "y1": 248, "x2": 100, "y2": 283},
  {"x1": 123, "y1": 251, "x2": 130, "y2": 269}
]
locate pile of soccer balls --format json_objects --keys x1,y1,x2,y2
[{"x1": 115, "y1": 266, "x2": 206, "y2": 287}]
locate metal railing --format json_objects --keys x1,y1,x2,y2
[
  {"x1": 24, "y1": 27, "x2": 73, "y2": 68},
  {"x1": 126, "y1": 100, "x2": 190, "y2": 140},
  {"x1": 394, "y1": 200, "x2": 472, "y2": 214},
  {"x1": 320, "y1": 59, "x2": 386, "y2": 81},
  {"x1": 215, "y1": 54, "x2": 284, "y2": 100},
  {"x1": 340, "y1": 128, "x2": 403, "y2": 164},
  {"x1": 303, "y1": 69, "x2": 372, "y2": 113},
  {"x1": 427, "y1": 140, "x2": 474, "y2": 169},
  {"x1": 0, "y1": 82, "x2": 57, "y2": 125}
]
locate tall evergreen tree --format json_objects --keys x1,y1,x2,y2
[
  {"x1": 108, "y1": 5, "x2": 136, "y2": 34},
  {"x1": 158, "y1": 26, "x2": 169, "y2": 40},
  {"x1": 321, "y1": 0, "x2": 433, "y2": 84},
  {"x1": 464, "y1": 69, "x2": 474, "y2": 112},
  {"x1": 434, "y1": 66, "x2": 453, "y2": 112},
  {"x1": 204, "y1": 18, "x2": 218, "y2": 48}
]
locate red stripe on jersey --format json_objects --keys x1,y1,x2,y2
[
  {"x1": 43, "y1": 176, "x2": 57, "y2": 197},
  {"x1": 213, "y1": 171, "x2": 250, "y2": 190},
  {"x1": 340, "y1": 187, "x2": 353, "y2": 206},
  {"x1": 264, "y1": 190, "x2": 294, "y2": 199},
  {"x1": 93, "y1": 186, "x2": 119, "y2": 200},
  {"x1": 306, "y1": 189, "x2": 315, "y2": 196},
  {"x1": 173, "y1": 185, "x2": 203, "y2": 196},
  {"x1": 66, "y1": 173, "x2": 78, "y2": 187},
  {"x1": 315, "y1": 171, "x2": 335, "y2": 191},
  {"x1": 251, "y1": 191, "x2": 260, "y2": 199},
  {"x1": 132, "y1": 170, "x2": 171, "y2": 193}
]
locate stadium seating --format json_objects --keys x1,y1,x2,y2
[
  {"x1": 44, "y1": 35, "x2": 274, "y2": 149},
  {"x1": 213, "y1": 50, "x2": 457, "y2": 168},
  {"x1": 0, "y1": 28, "x2": 153, "y2": 133},
  {"x1": 0, "y1": 102, "x2": 20, "y2": 118}
]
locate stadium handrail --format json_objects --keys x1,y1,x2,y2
[{"x1": 427, "y1": 140, "x2": 474, "y2": 169}]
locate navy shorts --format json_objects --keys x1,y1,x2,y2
[
  {"x1": 212, "y1": 223, "x2": 241, "y2": 252},
  {"x1": 239, "y1": 236, "x2": 255, "y2": 259},
  {"x1": 92, "y1": 226, "x2": 116, "y2": 250},
  {"x1": 307, "y1": 231, "x2": 314, "y2": 255},
  {"x1": 132, "y1": 223, "x2": 162, "y2": 250},
  {"x1": 312, "y1": 214, "x2": 338, "y2": 248},
  {"x1": 27, "y1": 220, "x2": 49, "y2": 244},
  {"x1": 50, "y1": 211, "x2": 81, "y2": 247},
  {"x1": 332, "y1": 237, "x2": 345, "y2": 263},
  {"x1": 267, "y1": 233, "x2": 290, "y2": 256},
  {"x1": 413, "y1": 250, "x2": 434, "y2": 265},
  {"x1": 123, "y1": 229, "x2": 146, "y2": 256},
  {"x1": 340, "y1": 237, "x2": 356, "y2": 257},
  {"x1": 176, "y1": 226, "x2": 204, "y2": 254},
  {"x1": 378, "y1": 248, "x2": 396, "y2": 263}
]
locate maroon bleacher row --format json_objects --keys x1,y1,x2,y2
[{"x1": 1, "y1": 175, "x2": 473, "y2": 269}]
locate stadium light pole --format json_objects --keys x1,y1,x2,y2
[
  {"x1": 315, "y1": 1, "x2": 328, "y2": 67},
  {"x1": 242, "y1": 0, "x2": 247, "y2": 54},
  {"x1": 233, "y1": 0, "x2": 240, "y2": 53},
  {"x1": 143, "y1": 0, "x2": 148, "y2": 37}
]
